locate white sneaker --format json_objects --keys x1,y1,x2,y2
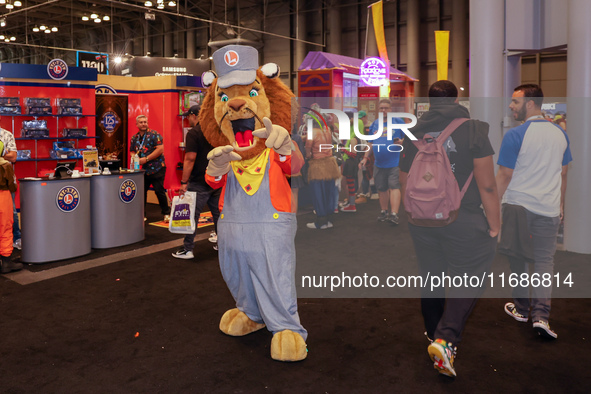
[
  {"x1": 208, "y1": 232, "x2": 217, "y2": 243},
  {"x1": 163, "y1": 215, "x2": 171, "y2": 223},
  {"x1": 172, "y1": 249, "x2": 194, "y2": 259},
  {"x1": 213, "y1": 244, "x2": 218, "y2": 251},
  {"x1": 13, "y1": 238, "x2": 21, "y2": 250}
]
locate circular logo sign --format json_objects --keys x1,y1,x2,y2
[
  {"x1": 224, "y1": 50, "x2": 239, "y2": 67},
  {"x1": 99, "y1": 111, "x2": 121, "y2": 135},
  {"x1": 56, "y1": 186, "x2": 80, "y2": 212},
  {"x1": 95, "y1": 84, "x2": 118, "y2": 94},
  {"x1": 47, "y1": 58, "x2": 69, "y2": 80},
  {"x1": 360, "y1": 57, "x2": 389, "y2": 87},
  {"x1": 120, "y1": 179, "x2": 137, "y2": 203}
]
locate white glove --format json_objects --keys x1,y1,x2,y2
[
  {"x1": 206, "y1": 145, "x2": 241, "y2": 177},
  {"x1": 252, "y1": 117, "x2": 292, "y2": 156}
]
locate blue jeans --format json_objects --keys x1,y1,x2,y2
[
  {"x1": 183, "y1": 182, "x2": 221, "y2": 252},
  {"x1": 509, "y1": 209, "x2": 560, "y2": 323},
  {"x1": 12, "y1": 192, "x2": 20, "y2": 240}
]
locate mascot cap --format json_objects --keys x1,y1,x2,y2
[{"x1": 213, "y1": 45, "x2": 259, "y2": 89}]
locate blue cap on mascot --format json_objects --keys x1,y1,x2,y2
[{"x1": 212, "y1": 45, "x2": 259, "y2": 89}]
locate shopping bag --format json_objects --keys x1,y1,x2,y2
[{"x1": 168, "y1": 191, "x2": 196, "y2": 234}]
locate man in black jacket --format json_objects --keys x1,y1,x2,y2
[{"x1": 172, "y1": 105, "x2": 221, "y2": 259}]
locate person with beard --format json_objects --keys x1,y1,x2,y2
[
  {"x1": 496, "y1": 84, "x2": 572, "y2": 340},
  {"x1": 130, "y1": 114, "x2": 170, "y2": 222},
  {"x1": 399, "y1": 80, "x2": 500, "y2": 378}
]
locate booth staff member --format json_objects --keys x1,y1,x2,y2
[
  {"x1": 172, "y1": 105, "x2": 221, "y2": 260},
  {"x1": 0, "y1": 121, "x2": 22, "y2": 273},
  {"x1": 130, "y1": 114, "x2": 171, "y2": 223}
]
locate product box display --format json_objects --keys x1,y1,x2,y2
[
  {"x1": 56, "y1": 98, "x2": 81, "y2": 106},
  {"x1": 0, "y1": 97, "x2": 22, "y2": 114},
  {"x1": 21, "y1": 119, "x2": 49, "y2": 138},
  {"x1": 57, "y1": 106, "x2": 83, "y2": 115},
  {"x1": 62, "y1": 128, "x2": 88, "y2": 137},
  {"x1": 24, "y1": 97, "x2": 51, "y2": 106},
  {"x1": 25, "y1": 106, "x2": 53, "y2": 115},
  {"x1": 16, "y1": 150, "x2": 32, "y2": 160},
  {"x1": 0, "y1": 106, "x2": 22, "y2": 115}
]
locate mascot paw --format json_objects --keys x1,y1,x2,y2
[
  {"x1": 252, "y1": 117, "x2": 291, "y2": 156},
  {"x1": 219, "y1": 308, "x2": 266, "y2": 336},
  {"x1": 270, "y1": 330, "x2": 308, "y2": 362},
  {"x1": 206, "y1": 145, "x2": 242, "y2": 177}
]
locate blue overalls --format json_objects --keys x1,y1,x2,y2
[{"x1": 218, "y1": 158, "x2": 308, "y2": 340}]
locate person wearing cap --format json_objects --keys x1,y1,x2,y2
[
  {"x1": 172, "y1": 105, "x2": 221, "y2": 260},
  {"x1": 129, "y1": 114, "x2": 170, "y2": 222}
]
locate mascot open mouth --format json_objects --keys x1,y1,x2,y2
[{"x1": 231, "y1": 117, "x2": 256, "y2": 148}]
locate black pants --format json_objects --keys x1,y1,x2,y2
[
  {"x1": 144, "y1": 167, "x2": 170, "y2": 215},
  {"x1": 408, "y1": 209, "x2": 497, "y2": 345},
  {"x1": 183, "y1": 182, "x2": 221, "y2": 251}
]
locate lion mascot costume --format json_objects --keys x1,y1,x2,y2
[{"x1": 198, "y1": 45, "x2": 307, "y2": 361}]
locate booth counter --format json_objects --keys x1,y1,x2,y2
[
  {"x1": 19, "y1": 170, "x2": 145, "y2": 263},
  {"x1": 90, "y1": 171, "x2": 144, "y2": 249},
  {"x1": 20, "y1": 176, "x2": 92, "y2": 263}
]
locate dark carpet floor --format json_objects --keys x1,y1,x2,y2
[{"x1": 1, "y1": 200, "x2": 589, "y2": 393}]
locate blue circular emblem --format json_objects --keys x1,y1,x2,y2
[
  {"x1": 95, "y1": 84, "x2": 118, "y2": 94},
  {"x1": 56, "y1": 186, "x2": 80, "y2": 212},
  {"x1": 47, "y1": 58, "x2": 69, "y2": 80},
  {"x1": 99, "y1": 111, "x2": 121, "y2": 135},
  {"x1": 120, "y1": 179, "x2": 137, "y2": 203}
]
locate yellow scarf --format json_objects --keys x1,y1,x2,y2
[{"x1": 230, "y1": 148, "x2": 270, "y2": 195}]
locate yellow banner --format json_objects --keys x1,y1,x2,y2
[
  {"x1": 435, "y1": 30, "x2": 450, "y2": 80},
  {"x1": 371, "y1": 1, "x2": 389, "y2": 63}
]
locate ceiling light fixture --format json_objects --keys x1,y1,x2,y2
[
  {"x1": 168, "y1": 1, "x2": 176, "y2": 6},
  {"x1": 0, "y1": 1, "x2": 5, "y2": 5},
  {"x1": 103, "y1": 15, "x2": 110, "y2": 21},
  {"x1": 6, "y1": 3, "x2": 13, "y2": 10},
  {"x1": 44, "y1": 29, "x2": 50, "y2": 34},
  {"x1": 14, "y1": 0, "x2": 21, "y2": 6},
  {"x1": 39, "y1": 25, "x2": 46, "y2": 30},
  {"x1": 144, "y1": 1, "x2": 152, "y2": 6},
  {"x1": 94, "y1": 18, "x2": 101, "y2": 23},
  {"x1": 0, "y1": 35, "x2": 4, "y2": 40},
  {"x1": 32, "y1": 26, "x2": 39, "y2": 32},
  {"x1": 82, "y1": 15, "x2": 89, "y2": 21},
  {"x1": 10, "y1": 36, "x2": 15, "y2": 41},
  {"x1": 51, "y1": 26, "x2": 58, "y2": 32},
  {"x1": 0, "y1": 18, "x2": 5, "y2": 27},
  {"x1": 90, "y1": 13, "x2": 98, "y2": 19}
]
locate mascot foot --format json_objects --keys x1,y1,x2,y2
[
  {"x1": 271, "y1": 330, "x2": 308, "y2": 362},
  {"x1": 219, "y1": 308, "x2": 265, "y2": 336}
]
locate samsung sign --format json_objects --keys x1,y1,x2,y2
[{"x1": 119, "y1": 57, "x2": 210, "y2": 77}]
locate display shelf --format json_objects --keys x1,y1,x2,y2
[
  {"x1": 16, "y1": 136, "x2": 99, "y2": 140},
  {"x1": 16, "y1": 158, "x2": 82, "y2": 162}
]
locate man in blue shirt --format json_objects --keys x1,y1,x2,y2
[
  {"x1": 359, "y1": 99, "x2": 404, "y2": 224},
  {"x1": 496, "y1": 84, "x2": 572, "y2": 340}
]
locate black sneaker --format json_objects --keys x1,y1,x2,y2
[
  {"x1": 533, "y1": 320, "x2": 558, "y2": 339},
  {"x1": 171, "y1": 249, "x2": 194, "y2": 259},
  {"x1": 377, "y1": 210, "x2": 388, "y2": 221},
  {"x1": 388, "y1": 212, "x2": 400, "y2": 225},
  {"x1": 504, "y1": 302, "x2": 528, "y2": 322},
  {"x1": 1, "y1": 256, "x2": 23, "y2": 274}
]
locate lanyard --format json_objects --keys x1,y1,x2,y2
[{"x1": 137, "y1": 131, "x2": 148, "y2": 151}]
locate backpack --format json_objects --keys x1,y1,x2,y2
[{"x1": 404, "y1": 118, "x2": 473, "y2": 227}]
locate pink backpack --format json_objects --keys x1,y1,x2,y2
[{"x1": 404, "y1": 118, "x2": 472, "y2": 227}]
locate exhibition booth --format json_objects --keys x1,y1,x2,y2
[{"x1": 0, "y1": 58, "x2": 207, "y2": 262}]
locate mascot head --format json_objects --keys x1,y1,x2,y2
[{"x1": 199, "y1": 45, "x2": 294, "y2": 160}]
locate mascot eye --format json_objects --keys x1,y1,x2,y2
[
  {"x1": 249, "y1": 89, "x2": 259, "y2": 97},
  {"x1": 220, "y1": 94, "x2": 229, "y2": 102}
]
